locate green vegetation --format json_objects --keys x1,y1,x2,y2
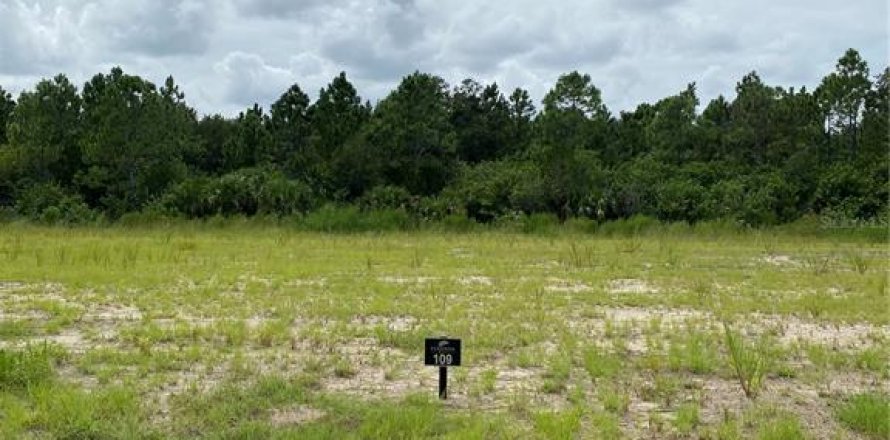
[
  {"x1": 836, "y1": 393, "x2": 890, "y2": 438},
  {"x1": 0, "y1": 49, "x2": 887, "y2": 230},
  {"x1": 0, "y1": 224, "x2": 887, "y2": 437},
  {"x1": 723, "y1": 322, "x2": 769, "y2": 399}
]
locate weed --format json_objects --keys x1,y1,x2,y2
[
  {"x1": 836, "y1": 393, "x2": 889, "y2": 438},
  {"x1": 564, "y1": 242, "x2": 596, "y2": 268},
  {"x1": 599, "y1": 384, "x2": 630, "y2": 414},
  {"x1": 333, "y1": 360, "x2": 357, "y2": 378},
  {"x1": 802, "y1": 253, "x2": 833, "y2": 275},
  {"x1": 669, "y1": 328, "x2": 717, "y2": 374},
  {"x1": 591, "y1": 412, "x2": 622, "y2": 439},
  {"x1": 533, "y1": 409, "x2": 582, "y2": 439},
  {"x1": 582, "y1": 345, "x2": 622, "y2": 380},
  {"x1": 0, "y1": 344, "x2": 59, "y2": 391},
  {"x1": 755, "y1": 413, "x2": 806, "y2": 440},
  {"x1": 541, "y1": 355, "x2": 572, "y2": 394},
  {"x1": 723, "y1": 323, "x2": 767, "y2": 399},
  {"x1": 477, "y1": 369, "x2": 497, "y2": 395},
  {"x1": 674, "y1": 402, "x2": 700, "y2": 434},
  {"x1": 845, "y1": 250, "x2": 871, "y2": 274}
]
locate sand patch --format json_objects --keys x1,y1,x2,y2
[
  {"x1": 754, "y1": 314, "x2": 889, "y2": 350},
  {"x1": 286, "y1": 278, "x2": 327, "y2": 287},
  {"x1": 269, "y1": 405, "x2": 326, "y2": 426},
  {"x1": 457, "y1": 276, "x2": 493, "y2": 286},
  {"x1": 601, "y1": 307, "x2": 708, "y2": 324},
  {"x1": 83, "y1": 304, "x2": 143, "y2": 321},
  {"x1": 351, "y1": 315, "x2": 417, "y2": 332},
  {"x1": 759, "y1": 254, "x2": 798, "y2": 267},
  {"x1": 0, "y1": 281, "x2": 27, "y2": 292},
  {"x1": 545, "y1": 279, "x2": 592, "y2": 293},
  {"x1": 378, "y1": 276, "x2": 439, "y2": 285},
  {"x1": 608, "y1": 279, "x2": 659, "y2": 294}
]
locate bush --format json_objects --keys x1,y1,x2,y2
[
  {"x1": 655, "y1": 178, "x2": 706, "y2": 222},
  {"x1": 815, "y1": 163, "x2": 885, "y2": 220},
  {"x1": 449, "y1": 161, "x2": 539, "y2": 222},
  {"x1": 257, "y1": 175, "x2": 315, "y2": 216},
  {"x1": 14, "y1": 182, "x2": 94, "y2": 224},
  {"x1": 158, "y1": 169, "x2": 317, "y2": 218},
  {"x1": 299, "y1": 205, "x2": 414, "y2": 233},
  {"x1": 704, "y1": 179, "x2": 746, "y2": 220},
  {"x1": 596, "y1": 215, "x2": 660, "y2": 236},
  {"x1": 739, "y1": 172, "x2": 798, "y2": 226},
  {"x1": 357, "y1": 185, "x2": 412, "y2": 212}
]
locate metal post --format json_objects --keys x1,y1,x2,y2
[{"x1": 438, "y1": 366, "x2": 447, "y2": 400}]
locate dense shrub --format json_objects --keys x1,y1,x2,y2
[
  {"x1": 655, "y1": 178, "x2": 706, "y2": 222},
  {"x1": 448, "y1": 161, "x2": 538, "y2": 222},
  {"x1": 814, "y1": 163, "x2": 885, "y2": 220},
  {"x1": 14, "y1": 183, "x2": 94, "y2": 224},
  {"x1": 158, "y1": 169, "x2": 317, "y2": 218},
  {"x1": 357, "y1": 185, "x2": 412, "y2": 211},
  {"x1": 299, "y1": 205, "x2": 414, "y2": 232},
  {"x1": 739, "y1": 172, "x2": 798, "y2": 226}
]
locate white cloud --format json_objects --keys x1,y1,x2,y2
[{"x1": 0, "y1": 0, "x2": 885, "y2": 117}]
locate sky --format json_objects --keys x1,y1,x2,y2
[{"x1": 0, "y1": 0, "x2": 887, "y2": 117}]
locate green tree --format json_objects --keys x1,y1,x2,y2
[
  {"x1": 508, "y1": 88, "x2": 536, "y2": 155},
  {"x1": 728, "y1": 72, "x2": 780, "y2": 164},
  {"x1": 816, "y1": 49, "x2": 871, "y2": 158},
  {"x1": 307, "y1": 72, "x2": 370, "y2": 192},
  {"x1": 450, "y1": 79, "x2": 512, "y2": 163},
  {"x1": 193, "y1": 114, "x2": 238, "y2": 175},
  {"x1": 646, "y1": 83, "x2": 699, "y2": 163},
  {"x1": 363, "y1": 71, "x2": 457, "y2": 196},
  {"x1": 269, "y1": 84, "x2": 311, "y2": 169},
  {"x1": 78, "y1": 67, "x2": 194, "y2": 214},
  {"x1": 223, "y1": 104, "x2": 271, "y2": 172},
  {"x1": 860, "y1": 67, "x2": 889, "y2": 165},
  {"x1": 607, "y1": 103, "x2": 655, "y2": 165},
  {"x1": 0, "y1": 85, "x2": 14, "y2": 145},
  {"x1": 698, "y1": 96, "x2": 731, "y2": 161},
  {"x1": 6, "y1": 75, "x2": 82, "y2": 184},
  {"x1": 536, "y1": 71, "x2": 610, "y2": 220}
]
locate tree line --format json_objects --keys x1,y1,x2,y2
[{"x1": 0, "y1": 48, "x2": 886, "y2": 227}]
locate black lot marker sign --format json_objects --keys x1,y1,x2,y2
[{"x1": 424, "y1": 338, "x2": 461, "y2": 399}]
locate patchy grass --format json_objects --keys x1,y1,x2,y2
[{"x1": 0, "y1": 224, "x2": 887, "y2": 438}]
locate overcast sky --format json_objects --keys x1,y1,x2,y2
[{"x1": 0, "y1": 0, "x2": 886, "y2": 117}]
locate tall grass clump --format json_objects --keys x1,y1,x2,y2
[
  {"x1": 722, "y1": 323, "x2": 767, "y2": 399},
  {"x1": 596, "y1": 215, "x2": 660, "y2": 237},
  {"x1": 836, "y1": 393, "x2": 889, "y2": 438},
  {"x1": 0, "y1": 344, "x2": 58, "y2": 391}
]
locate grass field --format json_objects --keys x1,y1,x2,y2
[{"x1": 0, "y1": 223, "x2": 888, "y2": 438}]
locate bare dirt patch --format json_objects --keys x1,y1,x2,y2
[
  {"x1": 378, "y1": 276, "x2": 439, "y2": 285},
  {"x1": 759, "y1": 254, "x2": 798, "y2": 267},
  {"x1": 0, "y1": 281, "x2": 27, "y2": 292},
  {"x1": 607, "y1": 278, "x2": 660, "y2": 294},
  {"x1": 351, "y1": 315, "x2": 417, "y2": 332},
  {"x1": 545, "y1": 278, "x2": 592, "y2": 293},
  {"x1": 269, "y1": 405, "x2": 326, "y2": 426},
  {"x1": 456, "y1": 276, "x2": 493, "y2": 286},
  {"x1": 83, "y1": 303, "x2": 143, "y2": 321},
  {"x1": 286, "y1": 278, "x2": 328, "y2": 287},
  {"x1": 756, "y1": 314, "x2": 889, "y2": 349}
]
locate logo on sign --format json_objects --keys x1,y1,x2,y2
[{"x1": 424, "y1": 338, "x2": 462, "y2": 367}]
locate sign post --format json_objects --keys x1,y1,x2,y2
[{"x1": 424, "y1": 337, "x2": 461, "y2": 400}]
